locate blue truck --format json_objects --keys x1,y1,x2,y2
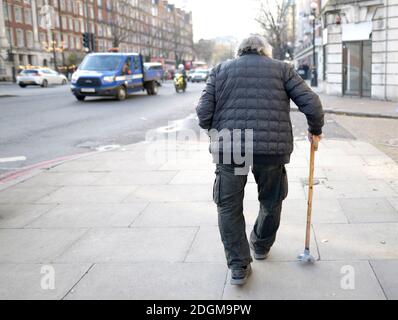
[{"x1": 71, "y1": 53, "x2": 161, "y2": 101}]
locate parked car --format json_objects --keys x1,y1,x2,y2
[
  {"x1": 17, "y1": 68, "x2": 68, "y2": 88},
  {"x1": 187, "y1": 70, "x2": 195, "y2": 82},
  {"x1": 191, "y1": 69, "x2": 210, "y2": 83},
  {"x1": 144, "y1": 62, "x2": 164, "y2": 83},
  {"x1": 70, "y1": 53, "x2": 162, "y2": 101}
]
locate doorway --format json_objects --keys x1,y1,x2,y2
[{"x1": 343, "y1": 40, "x2": 372, "y2": 97}]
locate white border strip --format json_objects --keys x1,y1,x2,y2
[{"x1": 0, "y1": 157, "x2": 27, "y2": 163}]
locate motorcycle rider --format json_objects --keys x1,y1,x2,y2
[{"x1": 178, "y1": 64, "x2": 187, "y2": 90}]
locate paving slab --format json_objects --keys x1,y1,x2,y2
[
  {"x1": 56, "y1": 227, "x2": 198, "y2": 263},
  {"x1": 315, "y1": 223, "x2": 398, "y2": 260},
  {"x1": 124, "y1": 185, "x2": 212, "y2": 202},
  {"x1": 37, "y1": 186, "x2": 138, "y2": 204},
  {"x1": 315, "y1": 155, "x2": 367, "y2": 167},
  {"x1": 388, "y1": 180, "x2": 398, "y2": 194},
  {"x1": 0, "y1": 187, "x2": 59, "y2": 204},
  {"x1": 17, "y1": 172, "x2": 106, "y2": 187},
  {"x1": 286, "y1": 167, "x2": 326, "y2": 182},
  {"x1": 329, "y1": 180, "x2": 397, "y2": 198},
  {"x1": 26, "y1": 203, "x2": 148, "y2": 228},
  {"x1": 245, "y1": 181, "x2": 306, "y2": 201},
  {"x1": 0, "y1": 263, "x2": 92, "y2": 300},
  {"x1": 305, "y1": 180, "x2": 397, "y2": 199},
  {"x1": 132, "y1": 202, "x2": 217, "y2": 227},
  {"x1": 370, "y1": 260, "x2": 398, "y2": 300},
  {"x1": 322, "y1": 166, "x2": 370, "y2": 181},
  {"x1": 65, "y1": 263, "x2": 227, "y2": 300},
  {"x1": 347, "y1": 141, "x2": 388, "y2": 156},
  {"x1": 319, "y1": 139, "x2": 353, "y2": 150},
  {"x1": 364, "y1": 165, "x2": 398, "y2": 180},
  {"x1": 339, "y1": 198, "x2": 398, "y2": 223},
  {"x1": 159, "y1": 159, "x2": 214, "y2": 171},
  {"x1": 223, "y1": 261, "x2": 386, "y2": 300},
  {"x1": 185, "y1": 225, "x2": 319, "y2": 263},
  {"x1": 388, "y1": 197, "x2": 398, "y2": 211},
  {"x1": 0, "y1": 229, "x2": 87, "y2": 263},
  {"x1": 94, "y1": 159, "x2": 166, "y2": 172},
  {"x1": 49, "y1": 160, "x2": 103, "y2": 172},
  {"x1": 0, "y1": 204, "x2": 57, "y2": 228},
  {"x1": 280, "y1": 199, "x2": 349, "y2": 224},
  {"x1": 170, "y1": 170, "x2": 215, "y2": 185},
  {"x1": 93, "y1": 171, "x2": 177, "y2": 186},
  {"x1": 361, "y1": 155, "x2": 396, "y2": 166},
  {"x1": 286, "y1": 156, "x2": 308, "y2": 168}
]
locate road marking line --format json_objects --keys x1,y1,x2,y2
[{"x1": 0, "y1": 156, "x2": 27, "y2": 163}]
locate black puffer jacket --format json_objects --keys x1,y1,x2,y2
[{"x1": 196, "y1": 53, "x2": 324, "y2": 164}]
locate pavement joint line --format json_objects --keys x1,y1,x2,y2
[
  {"x1": 183, "y1": 226, "x2": 201, "y2": 263},
  {"x1": 51, "y1": 227, "x2": 91, "y2": 262},
  {"x1": 128, "y1": 202, "x2": 151, "y2": 228},
  {"x1": 61, "y1": 263, "x2": 96, "y2": 300},
  {"x1": 311, "y1": 224, "x2": 322, "y2": 262},
  {"x1": 220, "y1": 266, "x2": 229, "y2": 300},
  {"x1": 368, "y1": 260, "x2": 389, "y2": 300},
  {"x1": 20, "y1": 203, "x2": 60, "y2": 229}
]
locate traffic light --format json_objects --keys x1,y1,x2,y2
[{"x1": 83, "y1": 32, "x2": 90, "y2": 51}]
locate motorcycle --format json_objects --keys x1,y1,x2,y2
[{"x1": 174, "y1": 73, "x2": 187, "y2": 93}]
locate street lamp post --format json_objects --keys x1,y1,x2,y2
[{"x1": 310, "y1": 1, "x2": 318, "y2": 87}]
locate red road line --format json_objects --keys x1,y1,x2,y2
[{"x1": 0, "y1": 152, "x2": 94, "y2": 184}]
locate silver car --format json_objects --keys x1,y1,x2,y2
[
  {"x1": 191, "y1": 69, "x2": 210, "y2": 83},
  {"x1": 17, "y1": 68, "x2": 68, "y2": 88}
]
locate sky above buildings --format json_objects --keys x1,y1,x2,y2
[{"x1": 169, "y1": 0, "x2": 262, "y2": 41}]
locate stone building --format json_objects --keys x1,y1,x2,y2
[
  {"x1": 295, "y1": 0, "x2": 398, "y2": 101},
  {"x1": 0, "y1": 0, "x2": 194, "y2": 81}
]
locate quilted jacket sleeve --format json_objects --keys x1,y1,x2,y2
[
  {"x1": 196, "y1": 68, "x2": 216, "y2": 130},
  {"x1": 284, "y1": 64, "x2": 325, "y2": 136}
]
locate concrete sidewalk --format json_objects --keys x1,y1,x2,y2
[
  {"x1": 294, "y1": 89, "x2": 398, "y2": 119},
  {"x1": 0, "y1": 136, "x2": 397, "y2": 300}
]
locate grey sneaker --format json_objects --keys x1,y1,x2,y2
[
  {"x1": 231, "y1": 265, "x2": 252, "y2": 286},
  {"x1": 250, "y1": 242, "x2": 270, "y2": 261}
]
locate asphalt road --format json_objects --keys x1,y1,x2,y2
[{"x1": 0, "y1": 82, "x2": 354, "y2": 176}]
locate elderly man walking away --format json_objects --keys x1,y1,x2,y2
[{"x1": 196, "y1": 36, "x2": 324, "y2": 286}]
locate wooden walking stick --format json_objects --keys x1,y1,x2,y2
[{"x1": 298, "y1": 138, "x2": 319, "y2": 263}]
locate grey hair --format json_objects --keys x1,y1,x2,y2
[{"x1": 237, "y1": 35, "x2": 273, "y2": 58}]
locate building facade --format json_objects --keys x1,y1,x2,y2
[
  {"x1": 0, "y1": 0, "x2": 194, "y2": 81},
  {"x1": 294, "y1": 0, "x2": 398, "y2": 101}
]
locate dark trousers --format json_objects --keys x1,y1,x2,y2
[{"x1": 213, "y1": 164, "x2": 289, "y2": 269}]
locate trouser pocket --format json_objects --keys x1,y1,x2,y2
[
  {"x1": 213, "y1": 169, "x2": 221, "y2": 205},
  {"x1": 280, "y1": 166, "x2": 289, "y2": 201}
]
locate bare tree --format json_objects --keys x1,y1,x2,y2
[
  {"x1": 170, "y1": 8, "x2": 192, "y2": 67},
  {"x1": 194, "y1": 39, "x2": 215, "y2": 64},
  {"x1": 109, "y1": 0, "x2": 132, "y2": 49},
  {"x1": 172, "y1": 14, "x2": 185, "y2": 66},
  {"x1": 146, "y1": 21, "x2": 161, "y2": 62},
  {"x1": 256, "y1": 0, "x2": 295, "y2": 61}
]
